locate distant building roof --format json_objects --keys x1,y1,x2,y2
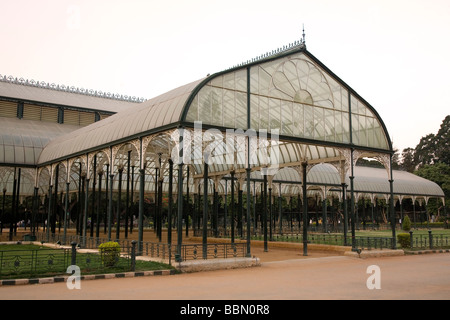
[
  {"x1": 265, "y1": 165, "x2": 445, "y2": 199},
  {"x1": 0, "y1": 74, "x2": 144, "y2": 114}
]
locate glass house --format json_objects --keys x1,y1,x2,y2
[{"x1": 0, "y1": 40, "x2": 445, "y2": 257}]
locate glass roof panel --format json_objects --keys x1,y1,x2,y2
[{"x1": 185, "y1": 50, "x2": 391, "y2": 153}]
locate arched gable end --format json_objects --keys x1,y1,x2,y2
[{"x1": 182, "y1": 48, "x2": 392, "y2": 153}]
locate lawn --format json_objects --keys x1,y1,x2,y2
[
  {"x1": 251, "y1": 228, "x2": 450, "y2": 249},
  {"x1": 354, "y1": 228, "x2": 450, "y2": 238},
  {"x1": 0, "y1": 244, "x2": 175, "y2": 280}
]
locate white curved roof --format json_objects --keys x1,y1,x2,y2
[
  {"x1": 352, "y1": 166, "x2": 444, "y2": 198},
  {"x1": 248, "y1": 165, "x2": 444, "y2": 198},
  {"x1": 0, "y1": 117, "x2": 80, "y2": 166}
]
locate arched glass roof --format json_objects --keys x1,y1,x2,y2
[
  {"x1": 37, "y1": 79, "x2": 204, "y2": 164},
  {"x1": 184, "y1": 49, "x2": 391, "y2": 151},
  {"x1": 38, "y1": 46, "x2": 392, "y2": 167}
]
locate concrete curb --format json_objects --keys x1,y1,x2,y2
[
  {"x1": 344, "y1": 249, "x2": 405, "y2": 258},
  {"x1": 175, "y1": 257, "x2": 261, "y2": 273},
  {"x1": 0, "y1": 269, "x2": 177, "y2": 286},
  {"x1": 404, "y1": 249, "x2": 450, "y2": 255}
]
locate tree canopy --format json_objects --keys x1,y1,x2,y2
[
  {"x1": 414, "y1": 115, "x2": 450, "y2": 169},
  {"x1": 395, "y1": 115, "x2": 449, "y2": 216},
  {"x1": 399, "y1": 115, "x2": 450, "y2": 172}
]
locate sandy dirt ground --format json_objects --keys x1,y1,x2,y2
[{"x1": 1, "y1": 242, "x2": 449, "y2": 301}]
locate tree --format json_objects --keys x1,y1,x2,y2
[
  {"x1": 401, "y1": 147, "x2": 415, "y2": 172},
  {"x1": 434, "y1": 115, "x2": 450, "y2": 165},
  {"x1": 396, "y1": 115, "x2": 450, "y2": 219},
  {"x1": 415, "y1": 162, "x2": 450, "y2": 218},
  {"x1": 414, "y1": 115, "x2": 450, "y2": 169},
  {"x1": 414, "y1": 133, "x2": 437, "y2": 169},
  {"x1": 402, "y1": 215, "x2": 411, "y2": 232},
  {"x1": 391, "y1": 147, "x2": 400, "y2": 170}
]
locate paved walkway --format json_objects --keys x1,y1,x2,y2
[{"x1": 1, "y1": 246, "x2": 449, "y2": 300}]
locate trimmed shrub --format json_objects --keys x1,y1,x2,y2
[
  {"x1": 397, "y1": 233, "x2": 410, "y2": 249},
  {"x1": 98, "y1": 242, "x2": 121, "y2": 267},
  {"x1": 402, "y1": 215, "x2": 411, "y2": 232}
]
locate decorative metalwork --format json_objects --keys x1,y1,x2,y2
[
  {"x1": 0, "y1": 74, "x2": 146, "y2": 103},
  {"x1": 79, "y1": 154, "x2": 89, "y2": 178},
  {"x1": 227, "y1": 37, "x2": 306, "y2": 70},
  {"x1": 0, "y1": 247, "x2": 71, "y2": 278},
  {"x1": 193, "y1": 245, "x2": 198, "y2": 260},
  {"x1": 291, "y1": 163, "x2": 313, "y2": 182},
  {"x1": 128, "y1": 139, "x2": 141, "y2": 163},
  {"x1": 177, "y1": 243, "x2": 247, "y2": 261},
  {"x1": 373, "y1": 154, "x2": 392, "y2": 180}
]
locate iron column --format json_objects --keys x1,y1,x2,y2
[
  {"x1": 202, "y1": 155, "x2": 209, "y2": 259},
  {"x1": 302, "y1": 161, "x2": 308, "y2": 256}
]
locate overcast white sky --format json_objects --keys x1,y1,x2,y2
[{"x1": 1, "y1": 0, "x2": 449, "y2": 154}]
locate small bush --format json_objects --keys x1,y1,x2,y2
[
  {"x1": 402, "y1": 215, "x2": 411, "y2": 232},
  {"x1": 397, "y1": 233, "x2": 410, "y2": 249},
  {"x1": 98, "y1": 242, "x2": 121, "y2": 267}
]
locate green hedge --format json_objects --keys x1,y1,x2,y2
[
  {"x1": 411, "y1": 222, "x2": 448, "y2": 228},
  {"x1": 397, "y1": 233, "x2": 410, "y2": 248},
  {"x1": 98, "y1": 242, "x2": 121, "y2": 267}
]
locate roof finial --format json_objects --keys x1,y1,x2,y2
[
  {"x1": 302, "y1": 24, "x2": 306, "y2": 46},
  {"x1": 299, "y1": 24, "x2": 306, "y2": 50}
]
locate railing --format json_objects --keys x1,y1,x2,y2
[
  {"x1": 250, "y1": 233, "x2": 395, "y2": 250},
  {"x1": 352, "y1": 236, "x2": 394, "y2": 250},
  {"x1": 137, "y1": 242, "x2": 247, "y2": 263},
  {"x1": 140, "y1": 242, "x2": 172, "y2": 261},
  {"x1": 409, "y1": 233, "x2": 450, "y2": 250},
  {"x1": 194, "y1": 223, "x2": 402, "y2": 238},
  {"x1": 255, "y1": 231, "x2": 450, "y2": 251},
  {"x1": 16, "y1": 230, "x2": 450, "y2": 262},
  {"x1": 0, "y1": 243, "x2": 136, "y2": 280},
  {"x1": 178, "y1": 243, "x2": 247, "y2": 261},
  {"x1": 0, "y1": 247, "x2": 71, "y2": 279},
  {"x1": 32, "y1": 232, "x2": 247, "y2": 263},
  {"x1": 0, "y1": 234, "x2": 250, "y2": 280}
]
